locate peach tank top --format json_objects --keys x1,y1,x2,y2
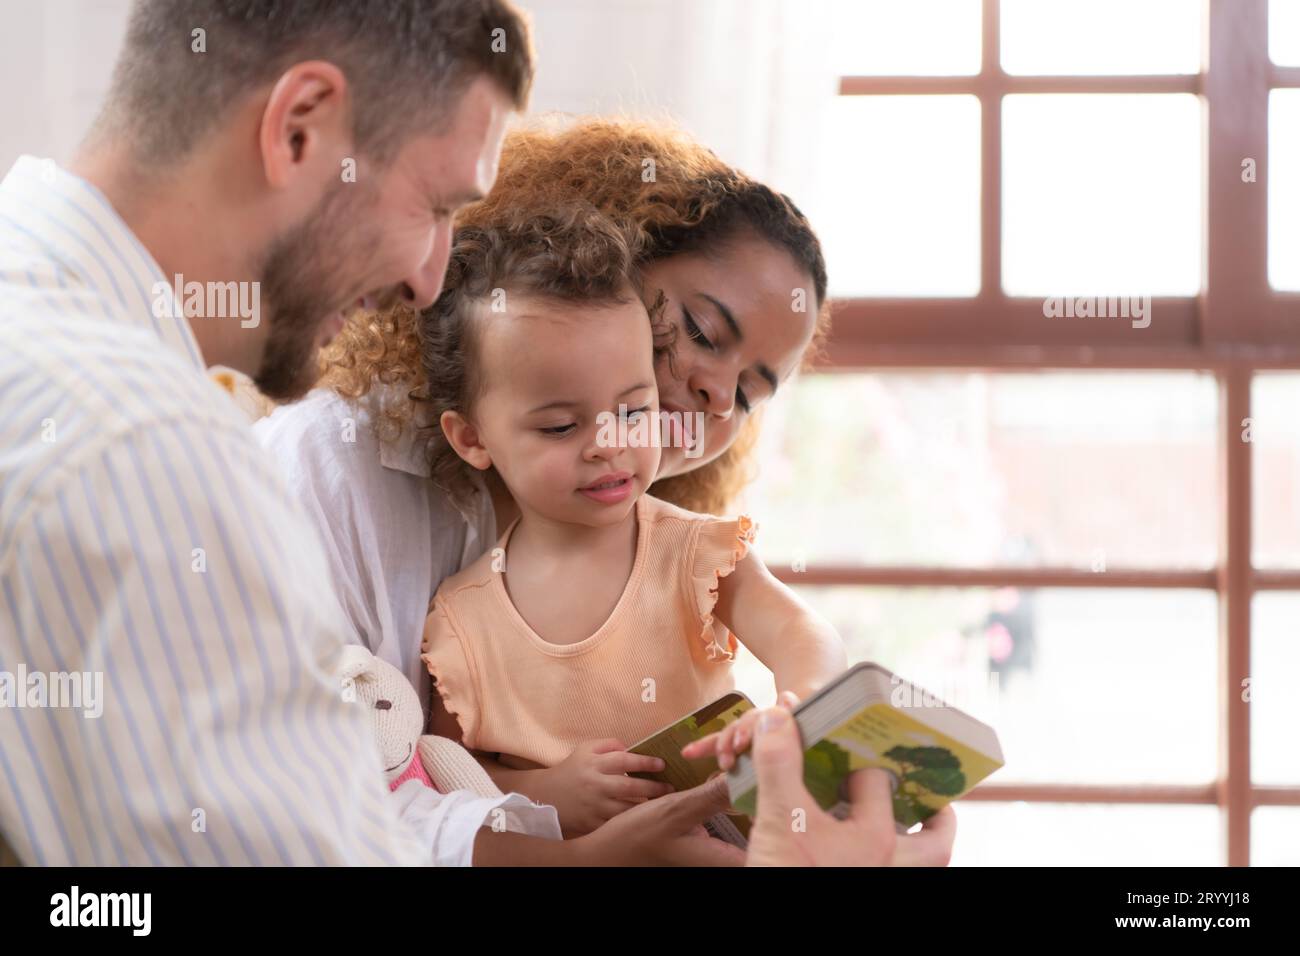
[{"x1": 421, "y1": 494, "x2": 757, "y2": 768}]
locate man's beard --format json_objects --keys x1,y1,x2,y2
[{"x1": 252, "y1": 182, "x2": 373, "y2": 401}]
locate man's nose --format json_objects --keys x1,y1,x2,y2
[{"x1": 402, "y1": 226, "x2": 452, "y2": 311}]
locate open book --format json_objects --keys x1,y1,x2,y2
[
  {"x1": 630, "y1": 663, "x2": 1004, "y2": 847},
  {"x1": 728, "y1": 662, "x2": 1004, "y2": 830},
  {"x1": 628, "y1": 692, "x2": 756, "y2": 847}
]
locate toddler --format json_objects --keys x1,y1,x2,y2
[{"x1": 420, "y1": 206, "x2": 847, "y2": 835}]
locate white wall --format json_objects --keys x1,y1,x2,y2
[
  {"x1": 0, "y1": 0, "x2": 835, "y2": 210},
  {"x1": 524, "y1": 0, "x2": 836, "y2": 205},
  {"x1": 0, "y1": 0, "x2": 132, "y2": 171}
]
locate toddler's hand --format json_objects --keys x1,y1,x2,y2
[
  {"x1": 545, "y1": 739, "x2": 675, "y2": 837},
  {"x1": 679, "y1": 691, "x2": 800, "y2": 770}
]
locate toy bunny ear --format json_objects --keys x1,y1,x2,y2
[{"x1": 335, "y1": 643, "x2": 376, "y2": 683}]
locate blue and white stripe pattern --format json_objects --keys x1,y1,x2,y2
[{"x1": 0, "y1": 155, "x2": 428, "y2": 865}]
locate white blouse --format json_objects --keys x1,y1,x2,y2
[{"x1": 254, "y1": 384, "x2": 497, "y2": 716}]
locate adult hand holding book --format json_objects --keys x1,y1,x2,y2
[
  {"x1": 680, "y1": 661, "x2": 1002, "y2": 866},
  {"x1": 740, "y1": 705, "x2": 957, "y2": 867},
  {"x1": 595, "y1": 712, "x2": 956, "y2": 867}
]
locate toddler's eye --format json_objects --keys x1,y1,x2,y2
[
  {"x1": 622, "y1": 405, "x2": 650, "y2": 421},
  {"x1": 539, "y1": 424, "x2": 575, "y2": 436}
]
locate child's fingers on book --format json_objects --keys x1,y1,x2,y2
[
  {"x1": 727, "y1": 692, "x2": 796, "y2": 764},
  {"x1": 727, "y1": 706, "x2": 772, "y2": 743},
  {"x1": 679, "y1": 736, "x2": 718, "y2": 758},
  {"x1": 682, "y1": 711, "x2": 757, "y2": 759},
  {"x1": 730, "y1": 724, "x2": 754, "y2": 758},
  {"x1": 683, "y1": 698, "x2": 783, "y2": 761},
  {"x1": 695, "y1": 722, "x2": 740, "y2": 765},
  {"x1": 716, "y1": 722, "x2": 750, "y2": 769},
  {"x1": 596, "y1": 750, "x2": 665, "y2": 774}
]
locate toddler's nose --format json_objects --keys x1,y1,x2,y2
[{"x1": 584, "y1": 434, "x2": 621, "y2": 462}]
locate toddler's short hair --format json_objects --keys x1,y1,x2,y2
[{"x1": 417, "y1": 204, "x2": 669, "y2": 509}]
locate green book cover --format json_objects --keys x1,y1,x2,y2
[
  {"x1": 629, "y1": 691, "x2": 755, "y2": 846},
  {"x1": 728, "y1": 664, "x2": 1004, "y2": 829}
]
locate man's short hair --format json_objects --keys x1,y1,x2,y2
[{"x1": 97, "y1": 0, "x2": 533, "y2": 167}]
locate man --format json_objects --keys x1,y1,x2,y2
[
  {"x1": 1, "y1": 0, "x2": 748, "y2": 867},
  {"x1": 0, "y1": 0, "x2": 953, "y2": 867},
  {"x1": 2, "y1": 0, "x2": 541, "y2": 867}
]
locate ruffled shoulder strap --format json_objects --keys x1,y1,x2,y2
[
  {"x1": 688, "y1": 514, "x2": 758, "y2": 663},
  {"x1": 420, "y1": 596, "x2": 480, "y2": 748}
]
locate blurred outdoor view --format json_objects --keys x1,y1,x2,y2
[{"x1": 728, "y1": 371, "x2": 1300, "y2": 864}]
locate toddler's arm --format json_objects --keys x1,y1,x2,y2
[{"x1": 712, "y1": 547, "x2": 848, "y2": 702}]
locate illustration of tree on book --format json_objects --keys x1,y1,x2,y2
[
  {"x1": 883, "y1": 745, "x2": 967, "y2": 826},
  {"x1": 636, "y1": 664, "x2": 1004, "y2": 843},
  {"x1": 804, "y1": 737, "x2": 969, "y2": 827}
]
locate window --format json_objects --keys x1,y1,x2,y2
[
  {"x1": 1269, "y1": 90, "x2": 1300, "y2": 290},
  {"x1": 734, "y1": 0, "x2": 1300, "y2": 865},
  {"x1": 1001, "y1": 93, "x2": 1202, "y2": 296}
]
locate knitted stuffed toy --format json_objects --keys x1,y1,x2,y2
[{"x1": 335, "y1": 643, "x2": 502, "y2": 799}]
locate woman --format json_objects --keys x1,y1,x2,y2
[{"x1": 256, "y1": 117, "x2": 829, "y2": 700}]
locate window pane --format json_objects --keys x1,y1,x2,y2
[
  {"x1": 1253, "y1": 808, "x2": 1300, "y2": 865},
  {"x1": 1001, "y1": 0, "x2": 1202, "y2": 75},
  {"x1": 1251, "y1": 594, "x2": 1300, "y2": 785},
  {"x1": 822, "y1": 96, "x2": 980, "y2": 296},
  {"x1": 832, "y1": 0, "x2": 981, "y2": 76},
  {"x1": 953, "y1": 804, "x2": 1220, "y2": 865},
  {"x1": 733, "y1": 587, "x2": 1218, "y2": 786},
  {"x1": 1251, "y1": 375, "x2": 1300, "y2": 568},
  {"x1": 1272, "y1": 0, "x2": 1300, "y2": 66},
  {"x1": 1003, "y1": 94, "x2": 1202, "y2": 296},
  {"x1": 748, "y1": 372, "x2": 1218, "y2": 569},
  {"x1": 1269, "y1": 90, "x2": 1300, "y2": 291}
]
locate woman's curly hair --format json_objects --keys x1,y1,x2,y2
[{"x1": 320, "y1": 116, "x2": 830, "y2": 514}]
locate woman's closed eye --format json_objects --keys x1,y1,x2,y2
[
  {"x1": 735, "y1": 385, "x2": 752, "y2": 414},
  {"x1": 683, "y1": 306, "x2": 714, "y2": 351}
]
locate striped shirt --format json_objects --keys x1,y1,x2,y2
[{"x1": 0, "y1": 155, "x2": 558, "y2": 865}]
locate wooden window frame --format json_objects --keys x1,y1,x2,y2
[{"x1": 782, "y1": 0, "x2": 1300, "y2": 865}]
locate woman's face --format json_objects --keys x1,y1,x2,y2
[{"x1": 643, "y1": 233, "x2": 820, "y2": 478}]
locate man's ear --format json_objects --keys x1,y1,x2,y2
[
  {"x1": 440, "y1": 410, "x2": 493, "y2": 471},
  {"x1": 259, "y1": 60, "x2": 351, "y2": 190}
]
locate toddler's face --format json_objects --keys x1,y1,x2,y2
[{"x1": 469, "y1": 291, "x2": 663, "y2": 528}]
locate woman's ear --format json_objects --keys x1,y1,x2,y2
[{"x1": 440, "y1": 410, "x2": 493, "y2": 471}]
